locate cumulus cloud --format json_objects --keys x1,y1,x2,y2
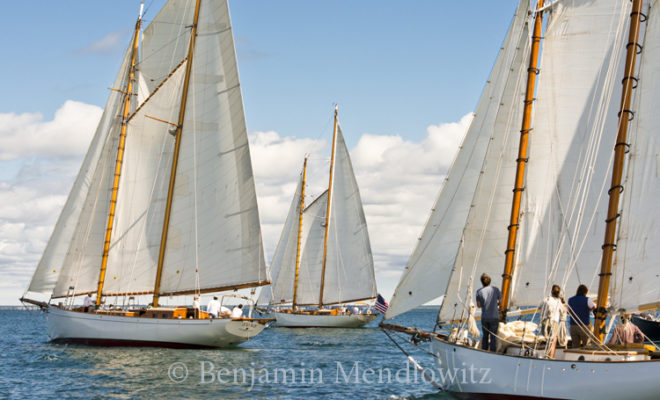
[
  {"x1": 0, "y1": 101, "x2": 103, "y2": 161},
  {"x1": 0, "y1": 100, "x2": 472, "y2": 304}
]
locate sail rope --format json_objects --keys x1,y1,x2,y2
[{"x1": 380, "y1": 327, "x2": 446, "y2": 391}]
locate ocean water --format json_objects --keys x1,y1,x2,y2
[{"x1": 1, "y1": 308, "x2": 455, "y2": 399}]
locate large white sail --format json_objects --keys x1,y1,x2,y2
[
  {"x1": 159, "y1": 0, "x2": 266, "y2": 294},
  {"x1": 295, "y1": 191, "x2": 328, "y2": 305},
  {"x1": 102, "y1": 66, "x2": 185, "y2": 295},
  {"x1": 259, "y1": 175, "x2": 304, "y2": 305},
  {"x1": 386, "y1": 0, "x2": 530, "y2": 319},
  {"x1": 321, "y1": 125, "x2": 377, "y2": 305},
  {"x1": 48, "y1": 47, "x2": 135, "y2": 298},
  {"x1": 511, "y1": 0, "x2": 630, "y2": 308},
  {"x1": 613, "y1": 0, "x2": 660, "y2": 312}
]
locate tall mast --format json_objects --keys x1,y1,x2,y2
[
  {"x1": 292, "y1": 157, "x2": 308, "y2": 311},
  {"x1": 152, "y1": 0, "x2": 202, "y2": 307},
  {"x1": 95, "y1": 3, "x2": 144, "y2": 307},
  {"x1": 318, "y1": 106, "x2": 339, "y2": 308},
  {"x1": 499, "y1": 0, "x2": 545, "y2": 318},
  {"x1": 594, "y1": 0, "x2": 644, "y2": 341}
]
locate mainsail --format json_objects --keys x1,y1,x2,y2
[
  {"x1": 613, "y1": 0, "x2": 660, "y2": 312},
  {"x1": 262, "y1": 123, "x2": 376, "y2": 307},
  {"x1": 28, "y1": 0, "x2": 267, "y2": 301}
]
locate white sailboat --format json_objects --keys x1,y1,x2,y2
[
  {"x1": 20, "y1": 0, "x2": 271, "y2": 348},
  {"x1": 384, "y1": 0, "x2": 660, "y2": 398},
  {"x1": 258, "y1": 108, "x2": 379, "y2": 328}
]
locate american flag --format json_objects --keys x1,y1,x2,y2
[{"x1": 374, "y1": 294, "x2": 389, "y2": 314}]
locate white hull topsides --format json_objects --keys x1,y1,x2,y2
[
  {"x1": 48, "y1": 307, "x2": 267, "y2": 348},
  {"x1": 431, "y1": 337, "x2": 660, "y2": 400},
  {"x1": 274, "y1": 312, "x2": 377, "y2": 328}
]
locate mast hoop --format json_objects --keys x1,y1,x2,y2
[
  {"x1": 601, "y1": 243, "x2": 617, "y2": 250},
  {"x1": 622, "y1": 75, "x2": 639, "y2": 89},
  {"x1": 630, "y1": 10, "x2": 647, "y2": 22},
  {"x1": 617, "y1": 109, "x2": 635, "y2": 121},
  {"x1": 527, "y1": 67, "x2": 540, "y2": 75},
  {"x1": 614, "y1": 141, "x2": 631, "y2": 153},
  {"x1": 605, "y1": 213, "x2": 621, "y2": 224},
  {"x1": 607, "y1": 184, "x2": 624, "y2": 195},
  {"x1": 625, "y1": 42, "x2": 643, "y2": 54}
]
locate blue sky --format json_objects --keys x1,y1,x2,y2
[{"x1": 0, "y1": 1, "x2": 520, "y2": 305}]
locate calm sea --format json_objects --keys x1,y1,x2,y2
[{"x1": 1, "y1": 308, "x2": 455, "y2": 399}]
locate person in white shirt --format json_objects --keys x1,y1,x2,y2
[
  {"x1": 231, "y1": 304, "x2": 244, "y2": 319},
  {"x1": 83, "y1": 294, "x2": 94, "y2": 312},
  {"x1": 192, "y1": 296, "x2": 201, "y2": 318},
  {"x1": 539, "y1": 284, "x2": 568, "y2": 356},
  {"x1": 207, "y1": 296, "x2": 221, "y2": 318},
  {"x1": 352, "y1": 306, "x2": 360, "y2": 315}
]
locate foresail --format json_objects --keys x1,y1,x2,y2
[
  {"x1": 102, "y1": 66, "x2": 186, "y2": 295},
  {"x1": 321, "y1": 125, "x2": 377, "y2": 305},
  {"x1": 48, "y1": 45, "x2": 134, "y2": 298},
  {"x1": 259, "y1": 175, "x2": 304, "y2": 306},
  {"x1": 613, "y1": 0, "x2": 660, "y2": 312},
  {"x1": 511, "y1": 0, "x2": 629, "y2": 308},
  {"x1": 386, "y1": 0, "x2": 530, "y2": 319},
  {"x1": 295, "y1": 191, "x2": 329, "y2": 305},
  {"x1": 158, "y1": 0, "x2": 267, "y2": 294}
]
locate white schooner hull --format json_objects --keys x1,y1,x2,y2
[
  {"x1": 274, "y1": 312, "x2": 377, "y2": 328},
  {"x1": 431, "y1": 337, "x2": 660, "y2": 399},
  {"x1": 47, "y1": 307, "x2": 267, "y2": 348}
]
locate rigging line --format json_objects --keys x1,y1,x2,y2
[{"x1": 380, "y1": 328, "x2": 446, "y2": 391}]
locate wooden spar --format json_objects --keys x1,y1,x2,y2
[
  {"x1": 499, "y1": 0, "x2": 545, "y2": 318},
  {"x1": 318, "y1": 106, "x2": 339, "y2": 309},
  {"x1": 594, "y1": 0, "x2": 644, "y2": 341},
  {"x1": 95, "y1": 6, "x2": 143, "y2": 307},
  {"x1": 292, "y1": 157, "x2": 308, "y2": 311},
  {"x1": 152, "y1": 0, "x2": 202, "y2": 308}
]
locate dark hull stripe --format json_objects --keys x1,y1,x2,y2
[{"x1": 451, "y1": 392, "x2": 566, "y2": 400}]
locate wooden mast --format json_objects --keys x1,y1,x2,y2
[
  {"x1": 152, "y1": 0, "x2": 202, "y2": 308},
  {"x1": 499, "y1": 0, "x2": 545, "y2": 318},
  {"x1": 594, "y1": 0, "x2": 644, "y2": 341},
  {"x1": 292, "y1": 157, "x2": 308, "y2": 311},
  {"x1": 318, "y1": 106, "x2": 339, "y2": 309},
  {"x1": 95, "y1": 3, "x2": 143, "y2": 307}
]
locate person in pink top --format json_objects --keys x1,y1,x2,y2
[{"x1": 607, "y1": 312, "x2": 644, "y2": 345}]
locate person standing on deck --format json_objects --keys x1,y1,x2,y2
[
  {"x1": 82, "y1": 294, "x2": 94, "y2": 312},
  {"x1": 476, "y1": 273, "x2": 502, "y2": 352},
  {"x1": 567, "y1": 284, "x2": 596, "y2": 348},
  {"x1": 207, "y1": 296, "x2": 221, "y2": 318}
]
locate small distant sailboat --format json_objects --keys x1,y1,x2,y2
[
  {"x1": 383, "y1": 0, "x2": 660, "y2": 398},
  {"x1": 258, "y1": 107, "x2": 379, "y2": 328},
  {"x1": 20, "y1": 0, "x2": 271, "y2": 348}
]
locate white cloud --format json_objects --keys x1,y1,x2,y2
[
  {"x1": 79, "y1": 31, "x2": 127, "y2": 54},
  {"x1": 0, "y1": 101, "x2": 472, "y2": 305},
  {"x1": 0, "y1": 100, "x2": 102, "y2": 161}
]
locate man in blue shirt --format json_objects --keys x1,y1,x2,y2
[
  {"x1": 567, "y1": 284, "x2": 596, "y2": 348},
  {"x1": 476, "y1": 273, "x2": 502, "y2": 352}
]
